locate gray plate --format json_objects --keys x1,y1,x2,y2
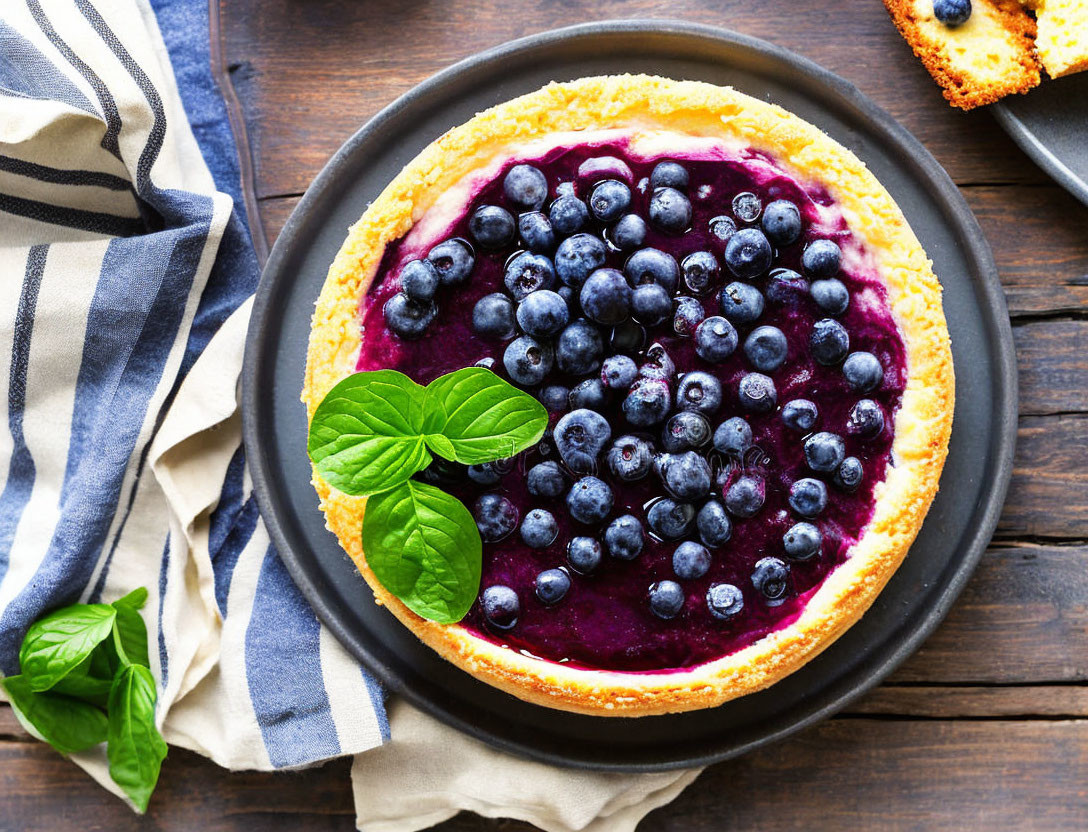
[
  {"x1": 993, "y1": 74, "x2": 1088, "y2": 208},
  {"x1": 242, "y1": 20, "x2": 1017, "y2": 771}
]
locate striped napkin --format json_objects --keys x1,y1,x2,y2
[{"x1": 0, "y1": 0, "x2": 698, "y2": 826}]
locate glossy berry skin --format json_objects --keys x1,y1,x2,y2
[
  {"x1": 707, "y1": 582, "x2": 744, "y2": 620},
  {"x1": 802, "y1": 239, "x2": 842, "y2": 278},
  {"x1": 521, "y1": 509, "x2": 559, "y2": 549},
  {"x1": 516, "y1": 289, "x2": 568, "y2": 338},
  {"x1": 695, "y1": 315, "x2": 739, "y2": 363},
  {"x1": 835, "y1": 456, "x2": 864, "y2": 491},
  {"x1": 719, "y1": 281, "x2": 765, "y2": 325},
  {"x1": 709, "y1": 215, "x2": 738, "y2": 245},
  {"x1": 751, "y1": 557, "x2": 790, "y2": 603},
  {"x1": 538, "y1": 384, "x2": 570, "y2": 413},
  {"x1": 606, "y1": 435, "x2": 654, "y2": 482},
  {"x1": 555, "y1": 233, "x2": 607, "y2": 287},
  {"x1": 781, "y1": 399, "x2": 819, "y2": 432},
  {"x1": 789, "y1": 477, "x2": 829, "y2": 517},
  {"x1": 554, "y1": 408, "x2": 611, "y2": 473},
  {"x1": 681, "y1": 251, "x2": 721, "y2": 295},
  {"x1": 605, "y1": 514, "x2": 645, "y2": 560},
  {"x1": 610, "y1": 213, "x2": 647, "y2": 250},
  {"x1": 383, "y1": 293, "x2": 436, "y2": 339},
  {"x1": 623, "y1": 378, "x2": 672, "y2": 426},
  {"x1": 661, "y1": 451, "x2": 713, "y2": 500},
  {"x1": 673, "y1": 296, "x2": 706, "y2": 337},
  {"x1": 549, "y1": 194, "x2": 590, "y2": 236},
  {"x1": 677, "y1": 371, "x2": 723, "y2": 416},
  {"x1": 535, "y1": 568, "x2": 571, "y2": 605},
  {"x1": 527, "y1": 461, "x2": 566, "y2": 498},
  {"x1": 601, "y1": 355, "x2": 638, "y2": 390},
  {"x1": 724, "y1": 228, "x2": 774, "y2": 279},
  {"x1": 713, "y1": 416, "x2": 753, "y2": 456},
  {"x1": 843, "y1": 351, "x2": 884, "y2": 393},
  {"x1": 673, "y1": 541, "x2": 711, "y2": 580},
  {"x1": 738, "y1": 372, "x2": 778, "y2": 413},
  {"x1": 761, "y1": 199, "x2": 802, "y2": 246},
  {"x1": 427, "y1": 238, "x2": 474, "y2": 286},
  {"x1": 503, "y1": 336, "x2": 554, "y2": 386},
  {"x1": 804, "y1": 431, "x2": 847, "y2": 473},
  {"x1": 646, "y1": 497, "x2": 696, "y2": 540},
  {"x1": 467, "y1": 462, "x2": 503, "y2": 486},
  {"x1": 765, "y1": 268, "x2": 810, "y2": 306},
  {"x1": 697, "y1": 499, "x2": 733, "y2": 548},
  {"x1": 649, "y1": 580, "x2": 685, "y2": 619},
  {"x1": 566, "y1": 476, "x2": 614, "y2": 524},
  {"x1": 732, "y1": 191, "x2": 762, "y2": 222},
  {"x1": 610, "y1": 320, "x2": 647, "y2": 355},
  {"x1": 934, "y1": 0, "x2": 972, "y2": 26},
  {"x1": 744, "y1": 325, "x2": 789, "y2": 372},
  {"x1": 580, "y1": 268, "x2": 632, "y2": 325},
  {"x1": 504, "y1": 252, "x2": 556, "y2": 300},
  {"x1": 811, "y1": 278, "x2": 850, "y2": 316},
  {"x1": 569, "y1": 378, "x2": 608, "y2": 411},
  {"x1": 589, "y1": 179, "x2": 632, "y2": 223},
  {"x1": 783, "y1": 522, "x2": 822, "y2": 560},
  {"x1": 474, "y1": 494, "x2": 519, "y2": 542},
  {"x1": 472, "y1": 293, "x2": 516, "y2": 339},
  {"x1": 400, "y1": 258, "x2": 440, "y2": 302},
  {"x1": 662, "y1": 411, "x2": 712, "y2": 453},
  {"x1": 650, "y1": 161, "x2": 689, "y2": 191},
  {"x1": 639, "y1": 343, "x2": 676, "y2": 381},
  {"x1": 649, "y1": 187, "x2": 693, "y2": 234},
  {"x1": 556, "y1": 319, "x2": 604, "y2": 375},
  {"x1": 469, "y1": 205, "x2": 516, "y2": 249},
  {"x1": 567, "y1": 536, "x2": 603, "y2": 574},
  {"x1": 847, "y1": 399, "x2": 885, "y2": 439},
  {"x1": 503, "y1": 164, "x2": 548, "y2": 210},
  {"x1": 481, "y1": 585, "x2": 520, "y2": 629},
  {"x1": 810, "y1": 318, "x2": 850, "y2": 366},
  {"x1": 726, "y1": 475, "x2": 766, "y2": 518},
  {"x1": 631, "y1": 284, "x2": 673, "y2": 327},
  {"x1": 518, "y1": 211, "x2": 556, "y2": 253},
  {"x1": 625, "y1": 247, "x2": 680, "y2": 293}
]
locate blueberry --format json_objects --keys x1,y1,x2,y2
[
  {"x1": 783, "y1": 522, "x2": 822, "y2": 560},
  {"x1": 761, "y1": 199, "x2": 802, "y2": 246},
  {"x1": 578, "y1": 155, "x2": 634, "y2": 185},
  {"x1": 713, "y1": 417, "x2": 753, "y2": 456},
  {"x1": 639, "y1": 343, "x2": 676, "y2": 381},
  {"x1": 472, "y1": 293, "x2": 517, "y2": 339},
  {"x1": 725, "y1": 475, "x2": 765, "y2": 518},
  {"x1": 631, "y1": 284, "x2": 673, "y2": 327},
  {"x1": 475, "y1": 357, "x2": 496, "y2": 370},
  {"x1": 504, "y1": 252, "x2": 556, "y2": 301},
  {"x1": 697, "y1": 499, "x2": 733, "y2": 548},
  {"x1": 383, "y1": 293, "x2": 436, "y2": 339},
  {"x1": 601, "y1": 355, "x2": 639, "y2": 390},
  {"x1": 474, "y1": 493, "x2": 518, "y2": 542},
  {"x1": 649, "y1": 580, "x2": 685, "y2": 619},
  {"x1": 503, "y1": 336, "x2": 554, "y2": 386},
  {"x1": 738, "y1": 372, "x2": 777, "y2": 413},
  {"x1": 649, "y1": 187, "x2": 693, "y2": 234},
  {"x1": 535, "y1": 568, "x2": 571, "y2": 605},
  {"x1": 707, "y1": 583, "x2": 744, "y2": 620},
  {"x1": 557, "y1": 284, "x2": 581, "y2": 318},
  {"x1": 650, "y1": 161, "x2": 689, "y2": 191},
  {"x1": 521, "y1": 508, "x2": 559, "y2": 549},
  {"x1": 681, "y1": 251, "x2": 721, "y2": 295},
  {"x1": 673, "y1": 541, "x2": 711, "y2": 580},
  {"x1": 847, "y1": 399, "x2": 885, "y2": 439},
  {"x1": 662, "y1": 411, "x2": 712, "y2": 452},
  {"x1": 670, "y1": 296, "x2": 705, "y2": 338},
  {"x1": 744, "y1": 325, "x2": 788, "y2": 373},
  {"x1": 751, "y1": 557, "x2": 790, "y2": 603},
  {"x1": 709, "y1": 215, "x2": 738, "y2": 245},
  {"x1": 624, "y1": 248, "x2": 680, "y2": 293},
  {"x1": 427, "y1": 238, "x2": 475, "y2": 285},
  {"x1": 610, "y1": 213, "x2": 647, "y2": 250},
  {"x1": 528, "y1": 460, "x2": 567, "y2": 498},
  {"x1": 843, "y1": 351, "x2": 884, "y2": 393},
  {"x1": 605, "y1": 514, "x2": 645, "y2": 560},
  {"x1": 934, "y1": 0, "x2": 972, "y2": 26},
  {"x1": 802, "y1": 239, "x2": 842, "y2": 278},
  {"x1": 661, "y1": 451, "x2": 713, "y2": 500},
  {"x1": 469, "y1": 205, "x2": 516, "y2": 249},
  {"x1": 518, "y1": 211, "x2": 555, "y2": 252},
  {"x1": 694, "y1": 316, "x2": 739, "y2": 363},
  {"x1": 503, "y1": 164, "x2": 548, "y2": 210},
  {"x1": 606, "y1": 435, "x2": 654, "y2": 482},
  {"x1": 811, "y1": 278, "x2": 850, "y2": 316},
  {"x1": 569, "y1": 378, "x2": 608, "y2": 411},
  {"x1": 515, "y1": 289, "x2": 568, "y2": 338},
  {"x1": 539, "y1": 384, "x2": 570, "y2": 413},
  {"x1": 765, "y1": 268, "x2": 810, "y2": 306},
  {"x1": 589, "y1": 179, "x2": 631, "y2": 223},
  {"x1": 467, "y1": 462, "x2": 503, "y2": 486},
  {"x1": 481, "y1": 585, "x2": 520, "y2": 629},
  {"x1": 724, "y1": 228, "x2": 773, "y2": 279},
  {"x1": 732, "y1": 191, "x2": 762, "y2": 223},
  {"x1": 567, "y1": 476, "x2": 614, "y2": 524},
  {"x1": 781, "y1": 399, "x2": 819, "y2": 432},
  {"x1": 719, "y1": 281, "x2": 764, "y2": 325},
  {"x1": 804, "y1": 431, "x2": 846, "y2": 473},
  {"x1": 400, "y1": 258, "x2": 440, "y2": 302},
  {"x1": 835, "y1": 456, "x2": 864, "y2": 491},
  {"x1": 415, "y1": 458, "x2": 467, "y2": 487},
  {"x1": 556, "y1": 319, "x2": 604, "y2": 375},
  {"x1": 610, "y1": 319, "x2": 647, "y2": 355},
  {"x1": 789, "y1": 477, "x2": 828, "y2": 517},
  {"x1": 555, "y1": 233, "x2": 607, "y2": 287},
  {"x1": 580, "y1": 268, "x2": 632, "y2": 325},
  {"x1": 567, "y1": 536, "x2": 603, "y2": 574},
  {"x1": 647, "y1": 498, "x2": 696, "y2": 540},
  {"x1": 677, "y1": 371, "x2": 723, "y2": 416},
  {"x1": 622, "y1": 378, "x2": 672, "y2": 426},
  {"x1": 554, "y1": 408, "x2": 611, "y2": 473},
  {"x1": 809, "y1": 318, "x2": 850, "y2": 365},
  {"x1": 549, "y1": 194, "x2": 590, "y2": 236}
]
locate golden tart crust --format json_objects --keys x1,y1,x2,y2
[{"x1": 302, "y1": 75, "x2": 954, "y2": 716}]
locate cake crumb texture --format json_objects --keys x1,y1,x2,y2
[{"x1": 1034, "y1": 0, "x2": 1088, "y2": 77}]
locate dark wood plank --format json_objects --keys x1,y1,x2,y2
[
  {"x1": 847, "y1": 685, "x2": 1088, "y2": 718},
  {"x1": 1001, "y1": 416, "x2": 1088, "y2": 539}
]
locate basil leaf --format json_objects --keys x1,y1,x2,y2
[
  {"x1": 107, "y1": 664, "x2": 167, "y2": 814},
  {"x1": 51, "y1": 654, "x2": 113, "y2": 708},
  {"x1": 111, "y1": 603, "x2": 150, "y2": 669},
  {"x1": 308, "y1": 370, "x2": 432, "y2": 496},
  {"x1": 423, "y1": 367, "x2": 548, "y2": 464},
  {"x1": 20, "y1": 603, "x2": 117, "y2": 692},
  {"x1": 362, "y1": 480, "x2": 481, "y2": 624},
  {"x1": 1, "y1": 674, "x2": 108, "y2": 754},
  {"x1": 113, "y1": 587, "x2": 148, "y2": 610}
]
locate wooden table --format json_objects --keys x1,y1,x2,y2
[{"x1": 4, "y1": 1, "x2": 1088, "y2": 829}]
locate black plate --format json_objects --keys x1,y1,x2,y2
[
  {"x1": 242, "y1": 20, "x2": 1017, "y2": 771},
  {"x1": 993, "y1": 74, "x2": 1088, "y2": 209}
]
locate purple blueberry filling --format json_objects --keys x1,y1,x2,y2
[{"x1": 357, "y1": 138, "x2": 907, "y2": 672}]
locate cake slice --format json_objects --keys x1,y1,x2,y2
[
  {"x1": 1034, "y1": 0, "x2": 1088, "y2": 77},
  {"x1": 885, "y1": 0, "x2": 1041, "y2": 108}
]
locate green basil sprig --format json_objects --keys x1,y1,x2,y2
[
  {"x1": 309, "y1": 367, "x2": 547, "y2": 622},
  {"x1": 1, "y1": 588, "x2": 166, "y2": 813}
]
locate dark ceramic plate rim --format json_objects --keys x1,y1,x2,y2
[
  {"x1": 242, "y1": 20, "x2": 1017, "y2": 771},
  {"x1": 992, "y1": 101, "x2": 1088, "y2": 209}
]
